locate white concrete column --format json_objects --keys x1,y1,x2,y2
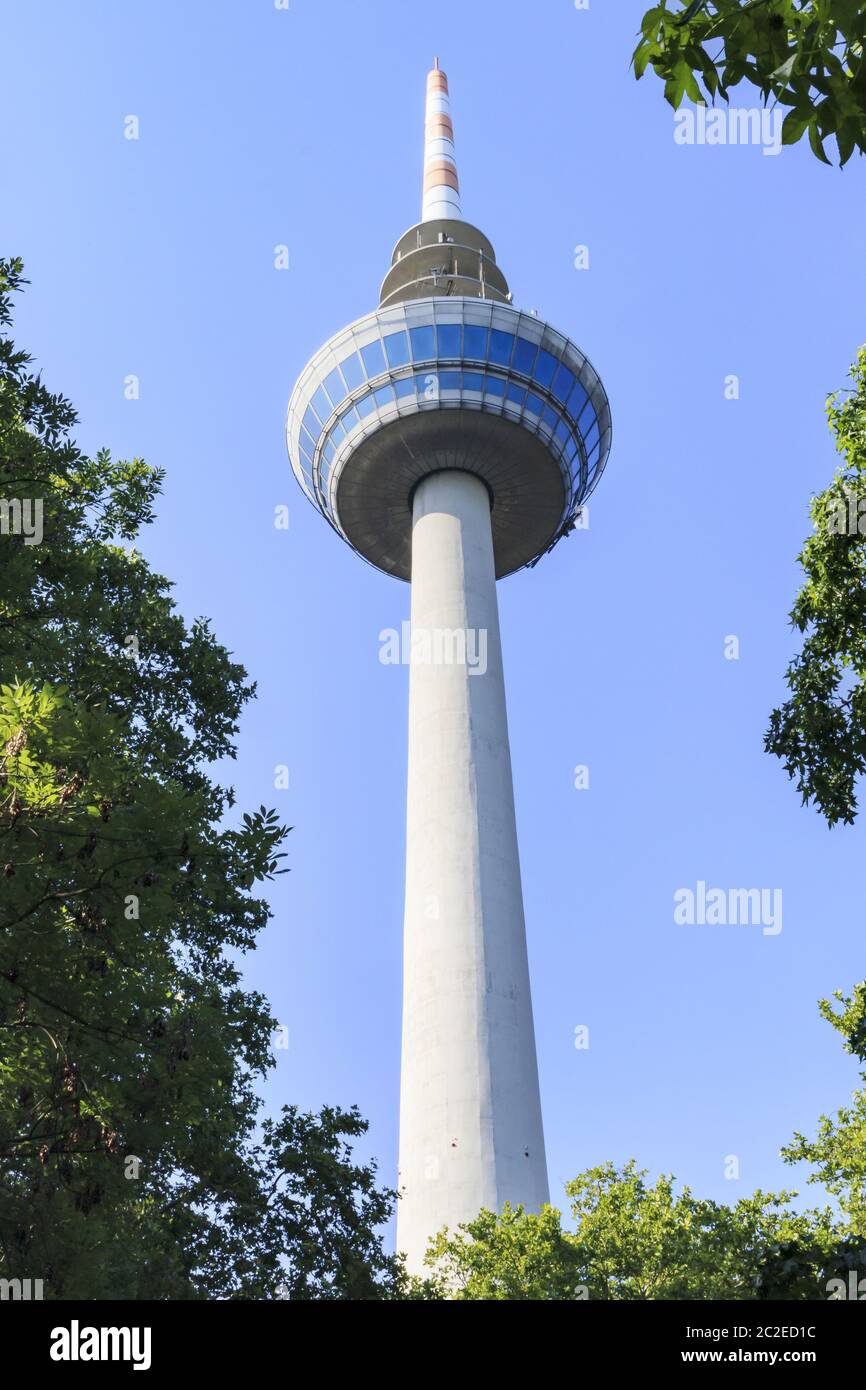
[{"x1": 396, "y1": 469, "x2": 549, "y2": 1274}]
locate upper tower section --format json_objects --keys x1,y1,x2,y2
[
  {"x1": 423, "y1": 58, "x2": 460, "y2": 221},
  {"x1": 286, "y1": 62, "x2": 612, "y2": 582},
  {"x1": 379, "y1": 60, "x2": 511, "y2": 310}
]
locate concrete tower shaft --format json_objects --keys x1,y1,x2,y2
[{"x1": 398, "y1": 469, "x2": 549, "y2": 1271}]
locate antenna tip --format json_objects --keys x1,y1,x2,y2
[{"x1": 434, "y1": 56, "x2": 439, "y2": 69}]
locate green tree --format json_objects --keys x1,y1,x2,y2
[
  {"x1": 782, "y1": 983, "x2": 866, "y2": 1238},
  {"x1": 631, "y1": 14, "x2": 866, "y2": 815},
  {"x1": 421, "y1": 987, "x2": 866, "y2": 1301},
  {"x1": 765, "y1": 350, "x2": 866, "y2": 825},
  {"x1": 423, "y1": 1203, "x2": 584, "y2": 1300},
  {"x1": 0, "y1": 258, "x2": 400, "y2": 1299},
  {"x1": 633, "y1": 1, "x2": 866, "y2": 165},
  {"x1": 422, "y1": 1162, "x2": 838, "y2": 1300}
]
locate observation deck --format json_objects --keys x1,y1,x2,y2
[{"x1": 286, "y1": 59, "x2": 611, "y2": 580}]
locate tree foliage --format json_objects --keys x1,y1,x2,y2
[
  {"x1": 782, "y1": 983, "x2": 866, "y2": 1238},
  {"x1": 422, "y1": 986, "x2": 866, "y2": 1300},
  {"x1": 634, "y1": 1, "x2": 866, "y2": 165},
  {"x1": 422, "y1": 1164, "x2": 838, "y2": 1300},
  {"x1": 0, "y1": 258, "x2": 400, "y2": 1299},
  {"x1": 766, "y1": 349, "x2": 866, "y2": 825}
]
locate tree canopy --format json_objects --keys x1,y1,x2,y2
[
  {"x1": 766, "y1": 349, "x2": 866, "y2": 826},
  {"x1": 634, "y1": 1, "x2": 866, "y2": 165},
  {"x1": 419, "y1": 987, "x2": 866, "y2": 1300},
  {"x1": 782, "y1": 983, "x2": 866, "y2": 1238},
  {"x1": 421, "y1": 1166, "x2": 839, "y2": 1300},
  {"x1": 0, "y1": 257, "x2": 400, "y2": 1299}
]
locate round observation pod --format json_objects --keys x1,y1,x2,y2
[{"x1": 286, "y1": 296, "x2": 611, "y2": 581}]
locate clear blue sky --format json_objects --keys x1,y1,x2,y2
[{"x1": 4, "y1": 0, "x2": 864, "y2": 1241}]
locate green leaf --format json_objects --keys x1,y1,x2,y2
[
  {"x1": 782, "y1": 106, "x2": 812, "y2": 145},
  {"x1": 808, "y1": 116, "x2": 833, "y2": 164}
]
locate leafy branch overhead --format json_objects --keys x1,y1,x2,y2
[{"x1": 634, "y1": 1, "x2": 866, "y2": 165}]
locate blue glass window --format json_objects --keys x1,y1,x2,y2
[
  {"x1": 586, "y1": 442, "x2": 600, "y2": 473},
  {"x1": 513, "y1": 337, "x2": 539, "y2": 375},
  {"x1": 464, "y1": 325, "x2": 489, "y2": 360},
  {"x1": 534, "y1": 350, "x2": 558, "y2": 389},
  {"x1": 583, "y1": 419, "x2": 600, "y2": 455},
  {"x1": 394, "y1": 377, "x2": 416, "y2": 399},
  {"x1": 577, "y1": 398, "x2": 596, "y2": 431},
  {"x1": 384, "y1": 331, "x2": 410, "y2": 368},
  {"x1": 360, "y1": 339, "x2": 386, "y2": 378},
  {"x1": 311, "y1": 386, "x2": 331, "y2": 425},
  {"x1": 298, "y1": 444, "x2": 313, "y2": 472},
  {"x1": 340, "y1": 351, "x2": 364, "y2": 391},
  {"x1": 489, "y1": 330, "x2": 514, "y2": 366},
  {"x1": 462, "y1": 372, "x2": 484, "y2": 392},
  {"x1": 374, "y1": 384, "x2": 395, "y2": 408},
  {"x1": 484, "y1": 375, "x2": 506, "y2": 397},
  {"x1": 416, "y1": 370, "x2": 440, "y2": 399},
  {"x1": 525, "y1": 392, "x2": 543, "y2": 417},
  {"x1": 567, "y1": 380, "x2": 589, "y2": 419},
  {"x1": 329, "y1": 418, "x2": 346, "y2": 444},
  {"x1": 323, "y1": 368, "x2": 347, "y2": 408},
  {"x1": 555, "y1": 418, "x2": 571, "y2": 447},
  {"x1": 564, "y1": 435, "x2": 579, "y2": 464},
  {"x1": 300, "y1": 425, "x2": 317, "y2": 457},
  {"x1": 322, "y1": 438, "x2": 336, "y2": 466},
  {"x1": 340, "y1": 402, "x2": 360, "y2": 429},
  {"x1": 506, "y1": 382, "x2": 526, "y2": 408},
  {"x1": 439, "y1": 370, "x2": 462, "y2": 390},
  {"x1": 356, "y1": 392, "x2": 375, "y2": 419},
  {"x1": 302, "y1": 407, "x2": 319, "y2": 443},
  {"x1": 541, "y1": 403, "x2": 559, "y2": 431},
  {"x1": 437, "y1": 323, "x2": 461, "y2": 357},
  {"x1": 410, "y1": 325, "x2": 436, "y2": 361},
  {"x1": 551, "y1": 363, "x2": 576, "y2": 404}
]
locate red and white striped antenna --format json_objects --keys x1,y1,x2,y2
[{"x1": 422, "y1": 58, "x2": 461, "y2": 221}]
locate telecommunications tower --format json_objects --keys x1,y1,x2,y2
[{"x1": 287, "y1": 60, "x2": 612, "y2": 1271}]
